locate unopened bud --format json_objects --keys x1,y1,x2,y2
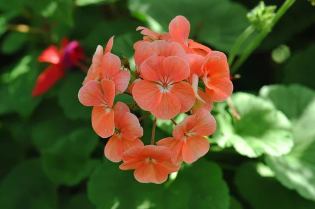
[{"x1": 247, "y1": 1, "x2": 277, "y2": 31}]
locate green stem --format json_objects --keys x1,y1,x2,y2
[
  {"x1": 228, "y1": 25, "x2": 255, "y2": 66},
  {"x1": 151, "y1": 118, "x2": 157, "y2": 145},
  {"x1": 231, "y1": 0, "x2": 295, "y2": 74}
]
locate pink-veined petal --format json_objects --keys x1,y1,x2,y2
[
  {"x1": 169, "y1": 16, "x2": 190, "y2": 45},
  {"x1": 140, "y1": 56, "x2": 165, "y2": 82},
  {"x1": 134, "y1": 163, "x2": 169, "y2": 184},
  {"x1": 141, "y1": 145, "x2": 172, "y2": 162},
  {"x1": 105, "y1": 36, "x2": 114, "y2": 54},
  {"x1": 38, "y1": 46, "x2": 60, "y2": 64},
  {"x1": 112, "y1": 70, "x2": 130, "y2": 94},
  {"x1": 101, "y1": 53, "x2": 121, "y2": 78},
  {"x1": 151, "y1": 91, "x2": 181, "y2": 120},
  {"x1": 190, "y1": 108, "x2": 216, "y2": 136},
  {"x1": 169, "y1": 42, "x2": 186, "y2": 59},
  {"x1": 163, "y1": 56, "x2": 190, "y2": 83},
  {"x1": 182, "y1": 135, "x2": 209, "y2": 163},
  {"x1": 205, "y1": 51, "x2": 227, "y2": 61},
  {"x1": 133, "y1": 80, "x2": 162, "y2": 111},
  {"x1": 113, "y1": 101, "x2": 130, "y2": 121},
  {"x1": 170, "y1": 82, "x2": 195, "y2": 113},
  {"x1": 135, "y1": 42, "x2": 155, "y2": 69},
  {"x1": 202, "y1": 57, "x2": 230, "y2": 78},
  {"x1": 186, "y1": 54, "x2": 205, "y2": 79},
  {"x1": 104, "y1": 134, "x2": 124, "y2": 162},
  {"x1": 119, "y1": 112, "x2": 143, "y2": 140},
  {"x1": 160, "y1": 160, "x2": 181, "y2": 173},
  {"x1": 204, "y1": 77, "x2": 233, "y2": 102},
  {"x1": 78, "y1": 80, "x2": 105, "y2": 106},
  {"x1": 128, "y1": 78, "x2": 141, "y2": 94},
  {"x1": 192, "y1": 90, "x2": 214, "y2": 113},
  {"x1": 92, "y1": 106, "x2": 115, "y2": 138},
  {"x1": 101, "y1": 79, "x2": 115, "y2": 107},
  {"x1": 148, "y1": 40, "x2": 171, "y2": 57},
  {"x1": 136, "y1": 26, "x2": 160, "y2": 37},
  {"x1": 157, "y1": 137, "x2": 183, "y2": 165},
  {"x1": 121, "y1": 146, "x2": 143, "y2": 162}
]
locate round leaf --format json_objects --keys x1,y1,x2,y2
[
  {"x1": 213, "y1": 92, "x2": 293, "y2": 158},
  {"x1": 235, "y1": 162, "x2": 315, "y2": 209},
  {"x1": 0, "y1": 159, "x2": 58, "y2": 209},
  {"x1": 260, "y1": 84, "x2": 315, "y2": 201}
]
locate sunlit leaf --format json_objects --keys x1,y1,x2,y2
[
  {"x1": 260, "y1": 84, "x2": 315, "y2": 201},
  {"x1": 213, "y1": 92, "x2": 293, "y2": 158}
]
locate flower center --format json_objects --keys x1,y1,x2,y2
[{"x1": 145, "y1": 158, "x2": 157, "y2": 164}]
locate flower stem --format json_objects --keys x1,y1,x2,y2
[
  {"x1": 151, "y1": 117, "x2": 157, "y2": 145},
  {"x1": 171, "y1": 119, "x2": 177, "y2": 125},
  {"x1": 227, "y1": 97, "x2": 241, "y2": 120},
  {"x1": 228, "y1": 25, "x2": 255, "y2": 66},
  {"x1": 138, "y1": 112, "x2": 151, "y2": 121},
  {"x1": 231, "y1": 0, "x2": 295, "y2": 74}
]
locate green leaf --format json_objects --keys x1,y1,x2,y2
[
  {"x1": 235, "y1": 162, "x2": 315, "y2": 209},
  {"x1": 213, "y1": 92, "x2": 293, "y2": 158},
  {"x1": 58, "y1": 72, "x2": 91, "y2": 120},
  {"x1": 128, "y1": 0, "x2": 250, "y2": 53},
  {"x1": 31, "y1": 100, "x2": 85, "y2": 152},
  {"x1": 63, "y1": 193, "x2": 95, "y2": 209},
  {"x1": 283, "y1": 43, "x2": 315, "y2": 90},
  {"x1": 230, "y1": 197, "x2": 243, "y2": 209},
  {"x1": 76, "y1": 0, "x2": 119, "y2": 6},
  {"x1": 41, "y1": 128, "x2": 99, "y2": 186},
  {"x1": 1, "y1": 32, "x2": 27, "y2": 54},
  {"x1": 260, "y1": 84, "x2": 315, "y2": 201},
  {"x1": 88, "y1": 158, "x2": 229, "y2": 209},
  {"x1": 0, "y1": 55, "x2": 42, "y2": 117},
  {"x1": 0, "y1": 159, "x2": 58, "y2": 209}
]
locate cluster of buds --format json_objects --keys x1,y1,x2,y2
[{"x1": 78, "y1": 16, "x2": 233, "y2": 184}]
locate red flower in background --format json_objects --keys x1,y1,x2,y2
[{"x1": 32, "y1": 38, "x2": 86, "y2": 97}]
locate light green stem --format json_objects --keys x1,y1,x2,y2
[
  {"x1": 228, "y1": 25, "x2": 255, "y2": 66},
  {"x1": 231, "y1": 0, "x2": 296, "y2": 74}
]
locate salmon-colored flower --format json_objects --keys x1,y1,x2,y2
[
  {"x1": 134, "y1": 26, "x2": 171, "y2": 50},
  {"x1": 133, "y1": 55, "x2": 195, "y2": 119},
  {"x1": 120, "y1": 145, "x2": 180, "y2": 184},
  {"x1": 134, "y1": 40, "x2": 186, "y2": 72},
  {"x1": 78, "y1": 79, "x2": 116, "y2": 138},
  {"x1": 32, "y1": 38, "x2": 85, "y2": 97},
  {"x1": 157, "y1": 108, "x2": 216, "y2": 164},
  {"x1": 169, "y1": 16, "x2": 211, "y2": 56},
  {"x1": 202, "y1": 51, "x2": 233, "y2": 102},
  {"x1": 105, "y1": 102, "x2": 144, "y2": 162},
  {"x1": 83, "y1": 36, "x2": 114, "y2": 84}
]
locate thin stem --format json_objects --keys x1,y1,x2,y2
[
  {"x1": 231, "y1": 0, "x2": 296, "y2": 74},
  {"x1": 138, "y1": 112, "x2": 151, "y2": 121},
  {"x1": 123, "y1": 92, "x2": 132, "y2": 96},
  {"x1": 171, "y1": 119, "x2": 177, "y2": 125},
  {"x1": 228, "y1": 25, "x2": 255, "y2": 66},
  {"x1": 151, "y1": 117, "x2": 157, "y2": 145},
  {"x1": 7, "y1": 24, "x2": 46, "y2": 34},
  {"x1": 227, "y1": 97, "x2": 241, "y2": 120}
]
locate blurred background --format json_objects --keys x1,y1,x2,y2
[{"x1": 0, "y1": 0, "x2": 315, "y2": 208}]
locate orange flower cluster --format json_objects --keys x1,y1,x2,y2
[{"x1": 78, "y1": 16, "x2": 233, "y2": 184}]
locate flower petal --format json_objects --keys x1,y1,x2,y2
[
  {"x1": 112, "y1": 70, "x2": 130, "y2": 94},
  {"x1": 163, "y1": 56, "x2": 190, "y2": 83},
  {"x1": 134, "y1": 163, "x2": 169, "y2": 184},
  {"x1": 170, "y1": 82, "x2": 195, "y2": 113},
  {"x1": 188, "y1": 39, "x2": 211, "y2": 56},
  {"x1": 121, "y1": 146, "x2": 144, "y2": 162},
  {"x1": 160, "y1": 160, "x2": 181, "y2": 173},
  {"x1": 119, "y1": 112, "x2": 143, "y2": 140},
  {"x1": 141, "y1": 145, "x2": 172, "y2": 162},
  {"x1": 105, "y1": 36, "x2": 114, "y2": 54},
  {"x1": 140, "y1": 55, "x2": 165, "y2": 82},
  {"x1": 169, "y1": 15, "x2": 190, "y2": 45},
  {"x1": 101, "y1": 52, "x2": 121, "y2": 78},
  {"x1": 91, "y1": 106, "x2": 115, "y2": 138},
  {"x1": 83, "y1": 45, "x2": 103, "y2": 84},
  {"x1": 136, "y1": 26, "x2": 160, "y2": 37},
  {"x1": 205, "y1": 51, "x2": 227, "y2": 61},
  {"x1": 148, "y1": 40, "x2": 171, "y2": 57},
  {"x1": 186, "y1": 54, "x2": 205, "y2": 79},
  {"x1": 113, "y1": 101, "x2": 130, "y2": 123},
  {"x1": 133, "y1": 80, "x2": 162, "y2": 111},
  {"x1": 182, "y1": 135, "x2": 209, "y2": 163},
  {"x1": 32, "y1": 64, "x2": 64, "y2": 97},
  {"x1": 101, "y1": 79, "x2": 115, "y2": 107},
  {"x1": 104, "y1": 134, "x2": 124, "y2": 162},
  {"x1": 202, "y1": 57, "x2": 230, "y2": 78},
  {"x1": 78, "y1": 80, "x2": 105, "y2": 106},
  {"x1": 190, "y1": 108, "x2": 216, "y2": 136},
  {"x1": 205, "y1": 77, "x2": 233, "y2": 102},
  {"x1": 157, "y1": 137, "x2": 183, "y2": 165},
  {"x1": 151, "y1": 91, "x2": 181, "y2": 120},
  {"x1": 192, "y1": 90, "x2": 214, "y2": 113},
  {"x1": 38, "y1": 46, "x2": 60, "y2": 64},
  {"x1": 169, "y1": 42, "x2": 186, "y2": 59},
  {"x1": 128, "y1": 78, "x2": 141, "y2": 94},
  {"x1": 134, "y1": 42, "x2": 155, "y2": 69}
]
